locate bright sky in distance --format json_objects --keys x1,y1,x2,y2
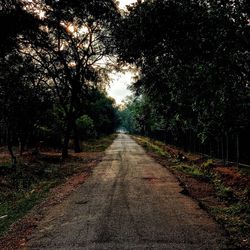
[
  {"x1": 107, "y1": 0, "x2": 138, "y2": 105},
  {"x1": 118, "y1": 0, "x2": 137, "y2": 9},
  {"x1": 108, "y1": 71, "x2": 135, "y2": 105}
]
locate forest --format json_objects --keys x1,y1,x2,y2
[
  {"x1": 1, "y1": 0, "x2": 121, "y2": 165},
  {"x1": 0, "y1": 0, "x2": 250, "y2": 247}
]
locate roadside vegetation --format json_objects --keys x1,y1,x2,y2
[
  {"x1": 134, "y1": 135, "x2": 250, "y2": 249},
  {"x1": 0, "y1": 134, "x2": 117, "y2": 237}
]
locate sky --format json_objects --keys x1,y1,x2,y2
[
  {"x1": 118, "y1": 0, "x2": 138, "y2": 9},
  {"x1": 108, "y1": 71, "x2": 135, "y2": 105},
  {"x1": 106, "y1": 0, "x2": 138, "y2": 105}
]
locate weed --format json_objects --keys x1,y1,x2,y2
[
  {"x1": 201, "y1": 159, "x2": 214, "y2": 173},
  {"x1": 213, "y1": 178, "x2": 235, "y2": 201},
  {"x1": 134, "y1": 137, "x2": 170, "y2": 158},
  {"x1": 173, "y1": 164, "x2": 208, "y2": 179},
  {"x1": 210, "y1": 203, "x2": 250, "y2": 247}
]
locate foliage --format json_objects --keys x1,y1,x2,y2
[
  {"x1": 114, "y1": 0, "x2": 250, "y2": 163},
  {"x1": 76, "y1": 115, "x2": 96, "y2": 139},
  {"x1": 0, "y1": 52, "x2": 52, "y2": 164},
  {"x1": 1, "y1": 0, "x2": 120, "y2": 160},
  {"x1": 119, "y1": 95, "x2": 165, "y2": 135}
]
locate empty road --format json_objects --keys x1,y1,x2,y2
[{"x1": 27, "y1": 134, "x2": 227, "y2": 249}]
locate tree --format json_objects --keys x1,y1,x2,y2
[
  {"x1": 114, "y1": 0, "x2": 250, "y2": 162},
  {"x1": 19, "y1": 0, "x2": 119, "y2": 158},
  {"x1": 0, "y1": 52, "x2": 51, "y2": 166}
]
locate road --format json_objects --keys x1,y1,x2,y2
[{"x1": 27, "y1": 134, "x2": 227, "y2": 250}]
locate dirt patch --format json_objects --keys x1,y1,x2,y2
[{"x1": 214, "y1": 166, "x2": 250, "y2": 190}]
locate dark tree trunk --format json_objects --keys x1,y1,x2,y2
[
  {"x1": 7, "y1": 129, "x2": 17, "y2": 168},
  {"x1": 62, "y1": 129, "x2": 70, "y2": 159},
  {"x1": 19, "y1": 137, "x2": 25, "y2": 156},
  {"x1": 221, "y1": 137, "x2": 225, "y2": 165},
  {"x1": 62, "y1": 115, "x2": 74, "y2": 159},
  {"x1": 226, "y1": 132, "x2": 229, "y2": 165},
  {"x1": 73, "y1": 121, "x2": 81, "y2": 153},
  {"x1": 236, "y1": 133, "x2": 239, "y2": 167}
]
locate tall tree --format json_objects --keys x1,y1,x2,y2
[
  {"x1": 0, "y1": 52, "x2": 51, "y2": 166},
  {"x1": 114, "y1": 0, "x2": 250, "y2": 161},
  {"x1": 19, "y1": 0, "x2": 119, "y2": 158}
]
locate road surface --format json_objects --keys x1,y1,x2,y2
[{"x1": 27, "y1": 134, "x2": 227, "y2": 249}]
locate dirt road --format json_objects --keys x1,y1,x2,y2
[{"x1": 27, "y1": 134, "x2": 227, "y2": 249}]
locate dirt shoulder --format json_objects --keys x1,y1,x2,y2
[
  {"x1": 0, "y1": 134, "x2": 117, "y2": 250},
  {"x1": 133, "y1": 135, "x2": 250, "y2": 250}
]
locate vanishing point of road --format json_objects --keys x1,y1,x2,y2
[{"x1": 27, "y1": 134, "x2": 227, "y2": 250}]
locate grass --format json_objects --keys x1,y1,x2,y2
[
  {"x1": 134, "y1": 136, "x2": 170, "y2": 157},
  {"x1": 0, "y1": 133, "x2": 117, "y2": 237},
  {"x1": 209, "y1": 203, "x2": 250, "y2": 247},
  {"x1": 172, "y1": 163, "x2": 208, "y2": 179},
  {"x1": 0, "y1": 181, "x2": 54, "y2": 235},
  {"x1": 0, "y1": 161, "x2": 66, "y2": 236}
]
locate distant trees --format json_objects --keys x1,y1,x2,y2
[
  {"x1": 119, "y1": 95, "x2": 162, "y2": 135},
  {"x1": 115, "y1": 0, "x2": 250, "y2": 164}
]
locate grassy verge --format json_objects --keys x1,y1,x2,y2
[
  {"x1": 133, "y1": 135, "x2": 250, "y2": 249},
  {"x1": 0, "y1": 133, "x2": 117, "y2": 237}
]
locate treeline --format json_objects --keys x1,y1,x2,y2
[
  {"x1": 0, "y1": 0, "x2": 120, "y2": 165},
  {"x1": 116, "y1": 0, "x2": 250, "y2": 165}
]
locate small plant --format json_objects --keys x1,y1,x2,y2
[
  {"x1": 214, "y1": 178, "x2": 235, "y2": 201},
  {"x1": 201, "y1": 159, "x2": 214, "y2": 172},
  {"x1": 173, "y1": 164, "x2": 206, "y2": 179}
]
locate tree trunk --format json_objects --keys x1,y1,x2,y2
[
  {"x1": 19, "y1": 137, "x2": 25, "y2": 156},
  {"x1": 189, "y1": 130, "x2": 192, "y2": 152},
  {"x1": 62, "y1": 115, "x2": 74, "y2": 159},
  {"x1": 226, "y1": 132, "x2": 229, "y2": 165},
  {"x1": 73, "y1": 121, "x2": 81, "y2": 153},
  {"x1": 7, "y1": 129, "x2": 17, "y2": 168},
  {"x1": 236, "y1": 133, "x2": 239, "y2": 167},
  {"x1": 222, "y1": 137, "x2": 225, "y2": 165}
]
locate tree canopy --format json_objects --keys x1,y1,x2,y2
[
  {"x1": 115, "y1": 0, "x2": 250, "y2": 164},
  {"x1": 0, "y1": 0, "x2": 120, "y2": 162}
]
